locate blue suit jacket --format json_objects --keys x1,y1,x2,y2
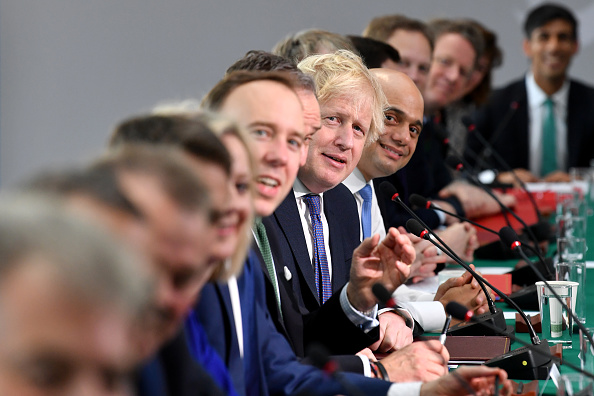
[
  {"x1": 189, "y1": 249, "x2": 392, "y2": 396},
  {"x1": 262, "y1": 183, "x2": 380, "y2": 367},
  {"x1": 465, "y1": 78, "x2": 594, "y2": 171}
]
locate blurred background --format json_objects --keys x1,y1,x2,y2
[{"x1": 1, "y1": 0, "x2": 593, "y2": 186}]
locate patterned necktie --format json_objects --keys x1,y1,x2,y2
[
  {"x1": 254, "y1": 220, "x2": 282, "y2": 318},
  {"x1": 359, "y1": 184, "x2": 373, "y2": 240},
  {"x1": 541, "y1": 97, "x2": 557, "y2": 177},
  {"x1": 303, "y1": 194, "x2": 332, "y2": 304}
]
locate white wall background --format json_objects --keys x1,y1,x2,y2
[{"x1": 1, "y1": 0, "x2": 593, "y2": 186}]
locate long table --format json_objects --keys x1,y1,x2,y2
[{"x1": 471, "y1": 191, "x2": 594, "y2": 394}]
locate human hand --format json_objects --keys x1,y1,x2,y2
[
  {"x1": 379, "y1": 340, "x2": 449, "y2": 382},
  {"x1": 434, "y1": 266, "x2": 491, "y2": 316},
  {"x1": 347, "y1": 229, "x2": 415, "y2": 312},
  {"x1": 436, "y1": 223, "x2": 478, "y2": 263},
  {"x1": 398, "y1": 227, "x2": 447, "y2": 283},
  {"x1": 543, "y1": 170, "x2": 571, "y2": 183},
  {"x1": 420, "y1": 365, "x2": 511, "y2": 396},
  {"x1": 370, "y1": 311, "x2": 413, "y2": 353},
  {"x1": 498, "y1": 169, "x2": 539, "y2": 186}
]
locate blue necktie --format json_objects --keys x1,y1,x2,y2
[
  {"x1": 303, "y1": 194, "x2": 332, "y2": 303},
  {"x1": 541, "y1": 97, "x2": 557, "y2": 177},
  {"x1": 359, "y1": 184, "x2": 373, "y2": 240}
]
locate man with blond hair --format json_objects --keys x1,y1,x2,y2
[{"x1": 263, "y1": 51, "x2": 452, "y2": 382}]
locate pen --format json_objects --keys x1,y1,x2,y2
[{"x1": 440, "y1": 314, "x2": 452, "y2": 345}]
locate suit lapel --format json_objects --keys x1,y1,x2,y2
[
  {"x1": 566, "y1": 81, "x2": 583, "y2": 168},
  {"x1": 273, "y1": 190, "x2": 319, "y2": 304}
]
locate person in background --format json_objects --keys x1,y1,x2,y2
[
  {"x1": 0, "y1": 194, "x2": 152, "y2": 396},
  {"x1": 465, "y1": 3, "x2": 594, "y2": 184}
]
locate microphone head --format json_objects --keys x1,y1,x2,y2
[
  {"x1": 372, "y1": 283, "x2": 392, "y2": 304},
  {"x1": 445, "y1": 301, "x2": 474, "y2": 322},
  {"x1": 445, "y1": 155, "x2": 464, "y2": 172},
  {"x1": 409, "y1": 194, "x2": 431, "y2": 210},
  {"x1": 405, "y1": 219, "x2": 429, "y2": 239},
  {"x1": 379, "y1": 181, "x2": 399, "y2": 202},
  {"x1": 499, "y1": 226, "x2": 521, "y2": 251},
  {"x1": 305, "y1": 344, "x2": 338, "y2": 374}
]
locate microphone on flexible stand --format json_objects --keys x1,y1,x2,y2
[
  {"x1": 378, "y1": 181, "x2": 507, "y2": 336},
  {"x1": 499, "y1": 227, "x2": 594, "y2": 351},
  {"x1": 445, "y1": 155, "x2": 544, "y2": 256},
  {"x1": 409, "y1": 194, "x2": 499, "y2": 236},
  {"x1": 462, "y1": 116, "x2": 546, "y2": 228},
  {"x1": 406, "y1": 218, "x2": 528, "y2": 340},
  {"x1": 410, "y1": 193, "x2": 555, "y2": 287},
  {"x1": 446, "y1": 302, "x2": 594, "y2": 380}
]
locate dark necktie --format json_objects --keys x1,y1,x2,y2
[
  {"x1": 254, "y1": 220, "x2": 282, "y2": 318},
  {"x1": 541, "y1": 97, "x2": 557, "y2": 177},
  {"x1": 359, "y1": 184, "x2": 373, "y2": 240},
  {"x1": 303, "y1": 194, "x2": 331, "y2": 303}
]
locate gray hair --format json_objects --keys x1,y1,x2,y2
[{"x1": 0, "y1": 193, "x2": 152, "y2": 321}]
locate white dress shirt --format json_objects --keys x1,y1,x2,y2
[
  {"x1": 343, "y1": 169, "x2": 447, "y2": 332},
  {"x1": 525, "y1": 72, "x2": 569, "y2": 177}
]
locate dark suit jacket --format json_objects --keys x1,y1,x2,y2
[
  {"x1": 465, "y1": 78, "x2": 594, "y2": 172},
  {"x1": 189, "y1": 249, "x2": 392, "y2": 396},
  {"x1": 136, "y1": 330, "x2": 225, "y2": 396},
  {"x1": 262, "y1": 183, "x2": 380, "y2": 370}
]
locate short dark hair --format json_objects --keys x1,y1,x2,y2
[
  {"x1": 110, "y1": 114, "x2": 231, "y2": 176},
  {"x1": 201, "y1": 70, "x2": 299, "y2": 111},
  {"x1": 225, "y1": 50, "x2": 316, "y2": 94},
  {"x1": 524, "y1": 3, "x2": 578, "y2": 40},
  {"x1": 363, "y1": 15, "x2": 434, "y2": 51},
  {"x1": 347, "y1": 36, "x2": 400, "y2": 69}
]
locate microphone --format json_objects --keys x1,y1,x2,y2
[
  {"x1": 499, "y1": 227, "x2": 594, "y2": 350},
  {"x1": 304, "y1": 344, "x2": 366, "y2": 396},
  {"x1": 462, "y1": 115, "x2": 544, "y2": 223},
  {"x1": 446, "y1": 302, "x2": 594, "y2": 380},
  {"x1": 445, "y1": 155, "x2": 544, "y2": 254},
  {"x1": 406, "y1": 218, "x2": 535, "y2": 341},
  {"x1": 372, "y1": 283, "x2": 397, "y2": 308},
  {"x1": 409, "y1": 194, "x2": 499, "y2": 236}
]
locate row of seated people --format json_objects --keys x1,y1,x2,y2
[{"x1": 2, "y1": 2, "x2": 592, "y2": 395}]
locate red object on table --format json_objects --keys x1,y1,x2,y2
[{"x1": 473, "y1": 189, "x2": 556, "y2": 245}]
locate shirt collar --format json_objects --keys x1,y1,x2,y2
[
  {"x1": 526, "y1": 72, "x2": 570, "y2": 108},
  {"x1": 293, "y1": 177, "x2": 317, "y2": 198},
  {"x1": 342, "y1": 167, "x2": 369, "y2": 194}
]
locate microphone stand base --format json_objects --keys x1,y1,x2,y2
[
  {"x1": 485, "y1": 340, "x2": 553, "y2": 380},
  {"x1": 447, "y1": 308, "x2": 509, "y2": 337}
]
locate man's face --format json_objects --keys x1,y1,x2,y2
[
  {"x1": 295, "y1": 89, "x2": 322, "y2": 165},
  {"x1": 523, "y1": 19, "x2": 577, "y2": 83},
  {"x1": 184, "y1": 157, "x2": 234, "y2": 264},
  {"x1": 359, "y1": 70, "x2": 424, "y2": 181},
  {"x1": 220, "y1": 80, "x2": 305, "y2": 217},
  {"x1": 423, "y1": 33, "x2": 476, "y2": 112},
  {"x1": 385, "y1": 29, "x2": 432, "y2": 91},
  {"x1": 0, "y1": 261, "x2": 135, "y2": 396},
  {"x1": 298, "y1": 89, "x2": 373, "y2": 194},
  {"x1": 119, "y1": 173, "x2": 215, "y2": 345}
]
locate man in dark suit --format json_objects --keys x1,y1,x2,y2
[
  {"x1": 195, "y1": 65, "x2": 510, "y2": 396},
  {"x1": 465, "y1": 3, "x2": 594, "y2": 183},
  {"x1": 264, "y1": 51, "x2": 452, "y2": 382}
]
